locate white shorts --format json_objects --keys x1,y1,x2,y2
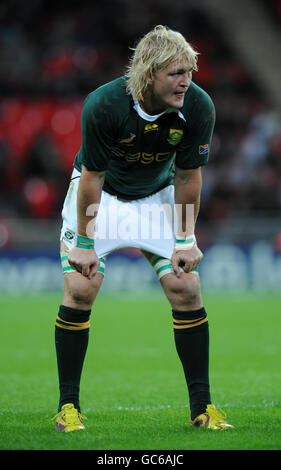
[{"x1": 60, "y1": 169, "x2": 190, "y2": 279}]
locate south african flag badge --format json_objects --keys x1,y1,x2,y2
[{"x1": 199, "y1": 144, "x2": 209, "y2": 155}]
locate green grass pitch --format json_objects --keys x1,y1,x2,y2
[{"x1": 0, "y1": 291, "x2": 280, "y2": 451}]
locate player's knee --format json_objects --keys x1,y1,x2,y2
[
  {"x1": 166, "y1": 273, "x2": 202, "y2": 310},
  {"x1": 71, "y1": 285, "x2": 93, "y2": 306},
  {"x1": 64, "y1": 275, "x2": 98, "y2": 308}
]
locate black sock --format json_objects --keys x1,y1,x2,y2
[
  {"x1": 172, "y1": 307, "x2": 211, "y2": 420},
  {"x1": 55, "y1": 304, "x2": 91, "y2": 412}
]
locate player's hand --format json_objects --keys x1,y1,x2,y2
[
  {"x1": 171, "y1": 245, "x2": 203, "y2": 278},
  {"x1": 68, "y1": 246, "x2": 100, "y2": 279}
]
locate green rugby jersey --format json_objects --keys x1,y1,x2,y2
[{"x1": 74, "y1": 76, "x2": 215, "y2": 200}]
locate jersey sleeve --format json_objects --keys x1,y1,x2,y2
[
  {"x1": 79, "y1": 93, "x2": 115, "y2": 171},
  {"x1": 175, "y1": 93, "x2": 216, "y2": 169}
]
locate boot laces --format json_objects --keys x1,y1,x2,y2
[{"x1": 206, "y1": 404, "x2": 227, "y2": 423}]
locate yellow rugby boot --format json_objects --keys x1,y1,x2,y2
[
  {"x1": 52, "y1": 403, "x2": 86, "y2": 432},
  {"x1": 190, "y1": 404, "x2": 234, "y2": 430}
]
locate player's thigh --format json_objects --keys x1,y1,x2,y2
[
  {"x1": 143, "y1": 250, "x2": 203, "y2": 311},
  {"x1": 61, "y1": 241, "x2": 104, "y2": 309}
]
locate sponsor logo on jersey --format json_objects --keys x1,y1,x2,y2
[
  {"x1": 144, "y1": 123, "x2": 159, "y2": 133},
  {"x1": 168, "y1": 129, "x2": 183, "y2": 146},
  {"x1": 125, "y1": 151, "x2": 171, "y2": 164},
  {"x1": 199, "y1": 144, "x2": 209, "y2": 155}
]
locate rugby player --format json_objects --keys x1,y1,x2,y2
[{"x1": 53, "y1": 25, "x2": 233, "y2": 432}]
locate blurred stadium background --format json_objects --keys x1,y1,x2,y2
[{"x1": 0, "y1": 0, "x2": 281, "y2": 295}]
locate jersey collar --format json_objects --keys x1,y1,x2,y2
[{"x1": 131, "y1": 92, "x2": 186, "y2": 122}]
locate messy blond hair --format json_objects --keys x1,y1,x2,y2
[{"x1": 126, "y1": 25, "x2": 199, "y2": 100}]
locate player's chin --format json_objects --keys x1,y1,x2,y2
[{"x1": 170, "y1": 95, "x2": 185, "y2": 108}]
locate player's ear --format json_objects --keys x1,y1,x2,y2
[{"x1": 146, "y1": 73, "x2": 153, "y2": 85}]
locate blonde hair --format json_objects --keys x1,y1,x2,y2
[{"x1": 126, "y1": 25, "x2": 199, "y2": 100}]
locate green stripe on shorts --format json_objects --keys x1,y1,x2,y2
[{"x1": 149, "y1": 255, "x2": 198, "y2": 280}]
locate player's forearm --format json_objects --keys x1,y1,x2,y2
[
  {"x1": 77, "y1": 165, "x2": 105, "y2": 238},
  {"x1": 174, "y1": 167, "x2": 202, "y2": 236}
]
